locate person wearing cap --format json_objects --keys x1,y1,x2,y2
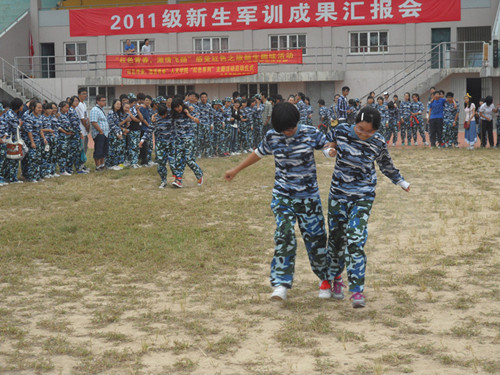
[
  {"x1": 383, "y1": 92, "x2": 390, "y2": 104},
  {"x1": 337, "y1": 87, "x2": 350, "y2": 121}
]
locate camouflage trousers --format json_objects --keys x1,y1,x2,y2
[
  {"x1": 327, "y1": 198, "x2": 373, "y2": 293},
  {"x1": 497, "y1": 118, "x2": 500, "y2": 146},
  {"x1": 58, "y1": 136, "x2": 71, "y2": 173},
  {"x1": 410, "y1": 116, "x2": 427, "y2": 144},
  {"x1": 219, "y1": 125, "x2": 231, "y2": 155},
  {"x1": 213, "y1": 123, "x2": 224, "y2": 156},
  {"x1": 173, "y1": 136, "x2": 202, "y2": 180},
  {"x1": 0, "y1": 143, "x2": 6, "y2": 179},
  {"x1": 21, "y1": 144, "x2": 42, "y2": 181},
  {"x1": 198, "y1": 124, "x2": 214, "y2": 158},
  {"x1": 385, "y1": 121, "x2": 398, "y2": 144},
  {"x1": 67, "y1": 136, "x2": 83, "y2": 172},
  {"x1": 126, "y1": 130, "x2": 141, "y2": 165},
  {"x1": 252, "y1": 122, "x2": 262, "y2": 149},
  {"x1": 40, "y1": 137, "x2": 58, "y2": 177},
  {"x1": 400, "y1": 117, "x2": 412, "y2": 144},
  {"x1": 443, "y1": 121, "x2": 457, "y2": 147},
  {"x1": 106, "y1": 133, "x2": 126, "y2": 167},
  {"x1": 239, "y1": 122, "x2": 252, "y2": 152},
  {"x1": 270, "y1": 193, "x2": 329, "y2": 288},
  {"x1": 155, "y1": 138, "x2": 175, "y2": 183}
]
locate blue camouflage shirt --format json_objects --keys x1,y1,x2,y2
[
  {"x1": 255, "y1": 124, "x2": 327, "y2": 199},
  {"x1": 143, "y1": 114, "x2": 175, "y2": 142},
  {"x1": 400, "y1": 100, "x2": 412, "y2": 119},
  {"x1": 327, "y1": 124, "x2": 405, "y2": 202},
  {"x1": 198, "y1": 102, "x2": 214, "y2": 126},
  {"x1": 41, "y1": 115, "x2": 55, "y2": 140},
  {"x1": 443, "y1": 100, "x2": 458, "y2": 124},
  {"x1": 107, "y1": 111, "x2": 122, "y2": 136},
  {"x1": 21, "y1": 112, "x2": 43, "y2": 144},
  {"x1": 387, "y1": 107, "x2": 400, "y2": 125},
  {"x1": 376, "y1": 104, "x2": 388, "y2": 125},
  {"x1": 174, "y1": 113, "x2": 194, "y2": 138},
  {"x1": 319, "y1": 106, "x2": 330, "y2": 124},
  {"x1": 1, "y1": 109, "x2": 19, "y2": 139},
  {"x1": 296, "y1": 100, "x2": 308, "y2": 124}
]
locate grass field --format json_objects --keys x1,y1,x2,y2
[{"x1": 0, "y1": 145, "x2": 499, "y2": 375}]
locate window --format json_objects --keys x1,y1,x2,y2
[
  {"x1": 239, "y1": 83, "x2": 278, "y2": 99},
  {"x1": 65, "y1": 42, "x2": 87, "y2": 62},
  {"x1": 193, "y1": 37, "x2": 229, "y2": 53},
  {"x1": 270, "y1": 34, "x2": 306, "y2": 54},
  {"x1": 158, "y1": 85, "x2": 195, "y2": 97},
  {"x1": 121, "y1": 39, "x2": 155, "y2": 54},
  {"x1": 349, "y1": 31, "x2": 388, "y2": 54},
  {"x1": 79, "y1": 86, "x2": 115, "y2": 107}
]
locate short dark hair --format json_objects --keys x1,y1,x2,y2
[
  {"x1": 271, "y1": 102, "x2": 300, "y2": 132},
  {"x1": 439, "y1": 90, "x2": 445, "y2": 95},
  {"x1": 318, "y1": 99, "x2": 325, "y2": 105},
  {"x1": 10, "y1": 98, "x2": 23, "y2": 111},
  {"x1": 144, "y1": 38, "x2": 149, "y2": 43},
  {"x1": 412, "y1": 93, "x2": 420, "y2": 101},
  {"x1": 157, "y1": 104, "x2": 168, "y2": 116},
  {"x1": 297, "y1": 92, "x2": 305, "y2": 101},
  {"x1": 145, "y1": 95, "x2": 153, "y2": 101},
  {"x1": 485, "y1": 96, "x2": 493, "y2": 106},
  {"x1": 96, "y1": 94, "x2": 106, "y2": 103},
  {"x1": 78, "y1": 87, "x2": 87, "y2": 95},
  {"x1": 200, "y1": 92, "x2": 208, "y2": 97},
  {"x1": 446, "y1": 92, "x2": 454, "y2": 98},
  {"x1": 58, "y1": 101, "x2": 68, "y2": 109},
  {"x1": 355, "y1": 105, "x2": 381, "y2": 130},
  {"x1": 342, "y1": 86, "x2": 350, "y2": 92},
  {"x1": 232, "y1": 91, "x2": 240, "y2": 99},
  {"x1": 137, "y1": 92, "x2": 146, "y2": 101},
  {"x1": 387, "y1": 101, "x2": 395, "y2": 110}
]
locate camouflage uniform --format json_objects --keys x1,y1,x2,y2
[
  {"x1": 20, "y1": 111, "x2": 42, "y2": 181},
  {"x1": 399, "y1": 100, "x2": 412, "y2": 145},
  {"x1": 376, "y1": 103, "x2": 388, "y2": 138},
  {"x1": 67, "y1": 107, "x2": 83, "y2": 172},
  {"x1": 106, "y1": 110, "x2": 125, "y2": 167},
  {"x1": 443, "y1": 100, "x2": 458, "y2": 148},
  {"x1": 185, "y1": 101, "x2": 200, "y2": 158},
  {"x1": 256, "y1": 124, "x2": 330, "y2": 288},
  {"x1": 318, "y1": 106, "x2": 330, "y2": 134},
  {"x1": 386, "y1": 107, "x2": 400, "y2": 145},
  {"x1": 327, "y1": 124, "x2": 407, "y2": 293},
  {"x1": 496, "y1": 114, "x2": 500, "y2": 147},
  {"x1": 252, "y1": 103, "x2": 264, "y2": 148},
  {"x1": 1, "y1": 109, "x2": 21, "y2": 182},
  {"x1": 143, "y1": 114, "x2": 176, "y2": 183},
  {"x1": 409, "y1": 101, "x2": 427, "y2": 145},
  {"x1": 40, "y1": 114, "x2": 58, "y2": 177},
  {"x1": 57, "y1": 113, "x2": 72, "y2": 173},
  {"x1": 239, "y1": 106, "x2": 252, "y2": 152},
  {"x1": 0, "y1": 112, "x2": 8, "y2": 181},
  {"x1": 296, "y1": 100, "x2": 308, "y2": 125},
  {"x1": 198, "y1": 101, "x2": 215, "y2": 158},
  {"x1": 221, "y1": 103, "x2": 233, "y2": 155},
  {"x1": 127, "y1": 105, "x2": 142, "y2": 165},
  {"x1": 212, "y1": 105, "x2": 226, "y2": 156},
  {"x1": 172, "y1": 113, "x2": 202, "y2": 181}
]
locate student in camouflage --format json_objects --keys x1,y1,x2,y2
[
  {"x1": 21, "y1": 101, "x2": 43, "y2": 182},
  {"x1": 170, "y1": 98, "x2": 203, "y2": 188},
  {"x1": 252, "y1": 94, "x2": 264, "y2": 148},
  {"x1": 225, "y1": 102, "x2": 335, "y2": 301},
  {"x1": 375, "y1": 96, "x2": 388, "y2": 138},
  {"x1": 40, "y1": 103, "x2": 57, "y2": 178},
  {"x1": 239, "y1": 100, "x2": 252, "y2": 153},
  {"x1": 326, "y1": 106, "x2": 410, "y2": 308},
  {"x1": 442, "y1": 92, "x2": 459, "y2": 148},
  {"x1": 0, "y1": 98, "x2": 24, "y2": 183},
  {"x1": 318, "y1": 99, "x2": 330, "y2": 134},
  {"x1": 198, "y1": 92, "x2": 215, "y2": 158},
  {"x1": 212, "y1": 99, "x2": 226, "y2": 156},
  {"x1": 385, "y1": 101, "x2": 400, "y2": 146},
  {"x1": 221, "y1": 98, "x2": 233, "y2": 156},
  {"x1": 399, "y1": 93, "x2": 412, "y2": 146},
  {"x1": 295, "y1": 92, "x2": 308, "y2": 125},
  {"x1": 410, "y1": 94, "x2": 428, "y2": 146},
  {"x1": 140, "y1": 104, "x2": 176, "y2": 188}
]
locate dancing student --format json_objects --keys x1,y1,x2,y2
[
  {"x1": 326, "y1": 106, "x2": 410, "y2": 308},
  {"x1": 225, "y1": 102, "x2": 335, "y2": 301}
]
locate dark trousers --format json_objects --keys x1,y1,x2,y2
[
  {"x1": 429, "y1": 118, "x2": 443, "y2": 147},
  {"x1": 481, "y1": 120, "x2": 494, "y2": 147},
  {"x1": 139, "y1": 130, "x2": 148, "y2": 165}
]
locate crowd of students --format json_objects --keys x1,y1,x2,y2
[{"x1": 1, "y1": 85, "x2": 498, "y2": 187}]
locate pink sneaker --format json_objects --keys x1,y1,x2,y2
[
  {"x1": 332, "y1": 278, "x2": 346, "y2": 300},
  {"x1": 350, "y1": 292, "x2": 366, "y2": 308}
]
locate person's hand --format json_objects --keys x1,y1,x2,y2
[
  {"x1": 118, "y1": 134, "x2": 123, "y2": 140},
  {"x1": 139, "y1": 140, "x2": 144, "y2": 148},
  {"x1": 224, "y1": 169, "x2": 238, "y2": 181},
  {"x1": 402, "y1": 185, "x2": 410, "y2": 192},
  {"x1": 31, "y1": 142, "x2": 36, "y2": 149},
  {"x1": 43, "y1": 139, "x2": 48, "y2": 145}
]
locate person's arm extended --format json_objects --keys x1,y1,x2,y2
[{"x1": 224, "y1": 152, "x2": 261, "y2": 181}]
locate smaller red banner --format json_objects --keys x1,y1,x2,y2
[
  {"x1": 108, "y1": 50, "x2": 302, "y2": 69},
  {"x1": 122, "y1": 63, "x2": 258, "y2": 80}
]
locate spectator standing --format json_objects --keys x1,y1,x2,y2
[
  {"x1": 141, "y1": 39, "x2": 152, "y2": 55},
  {"x1": 75, "y1": 88, "x2": 90, "y2": 169},
  {"x1": 337, "y1": 86, "x2": 350, "y2": 121},
  {"x1": 124, "y1": 39, "x2": 136, "y2": 55},
  {"x1": 478, "y1": 96, "x2": 497, "y2": 148},
  {"x1": 90, "y1": 95, "x2": 110, "y2": 170}
]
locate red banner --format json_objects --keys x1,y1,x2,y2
[
  {"x1": 107, "y1": 49, "x2": 302, "y2": 69},
  {"x1": 121, "y1": 63, "x2": 258, "y2": 80},
  {"x1": 70, "y1": 0, "x2": 461, "y2": 37}
]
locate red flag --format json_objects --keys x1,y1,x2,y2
[{"x1": 29, "y1": 32, "x2": 34, "y2": 70}]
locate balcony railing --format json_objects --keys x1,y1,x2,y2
[{"x1": 13, "y1": 42, "x2": 485, "y2": 81}]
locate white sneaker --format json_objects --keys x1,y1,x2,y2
[
  {"x1": 61, "y1": 171, "x2": 72, "y2": 176},
  {"x1": 271, "y1": 286, "x2": 288, "y2": 301},
  {"x1": 318, "y1": 280, "x2": 332, "y2": 299},
  {"x1": 414, "y1": 142, "x2": 418, "y2": 146},
  {"x1": 109, "y1": 165, "x2": 121, "y2": 171},
  {"x1": 424, "y1": 142, "x2": 429, "y2": 146},
  {"x1": 159, "y1": 181, "x2": 167, "y2": 189},
  {"x1": 147, "y1": 161, "x2": 156, "y2": 167},
  {"x1": 123, "y1": 161, "x2": 131, "y2": 167},
  {"x1": 132, "y1": 164, "x2": 141, "y2": 169},
  {"x1": 392, "y1": 143, "x2": 396, "y2": 147},
  {"x1": 52, "y1": 173, "x2": 60, "y2": 177}
]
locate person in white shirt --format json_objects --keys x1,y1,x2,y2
[
  {"x1": 478, "y1": 95, "x2": 497, "y2": 148},
  {"x1": 141, "y1": 39, "x2": 152, "y2": 55},
  {"x1": 75, "y1": 87, "x2": 90, "y2": 171}
]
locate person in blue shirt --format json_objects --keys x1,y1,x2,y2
[
  {"x1": 224, "y1": 102, "x2": 335, "y2": 301},
  {"x1": 326, "y1": 106, "x2": 410, "y2": 308},
  {"x1": 124, "y1": 39, "x2": 136, "y2": 55},
  {"x1": 428, "y1": 91, "x2": 454, "y2": 147}
]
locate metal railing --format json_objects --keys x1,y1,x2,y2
[
  {"x1": 358, "y1": 41, "x2": 485, "y2": 100},
  {"x1": 0, "y1": 56, "x2": 62, "y2": 103}
]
